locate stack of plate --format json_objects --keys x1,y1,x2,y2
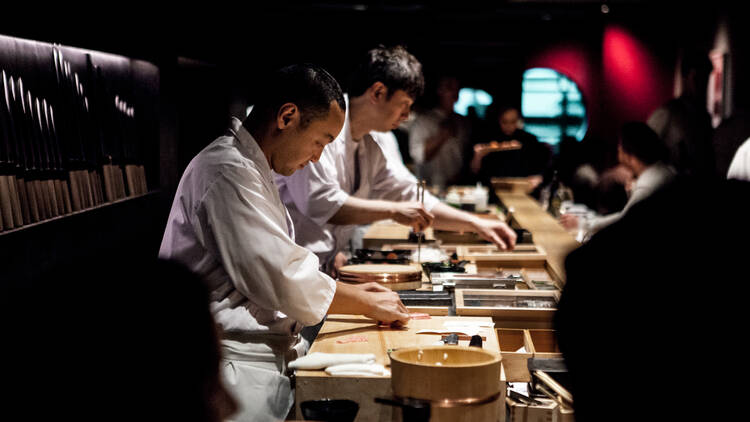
[{"x1": 338, "y1": 264, "x2": 423, "y2": 291}]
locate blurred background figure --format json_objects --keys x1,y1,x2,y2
[
  {"x1": 648, "y1": 48, "x2": 715, "y2": 179},
  {"x1": 2, "y1": 253, "x2": 237, "y2": 422},
  {"x1": 560, "y1": 122, "x2": 674, "y2": 239},
  {"x1": 408, "y1": 76, "x2": 470, "y2": 192},
  {"x1": 470, "y1": 106, "x2": 551, "y2": 196},
  {"x1": 593, "y1": 164, "x2": 632, "y2": 215}
]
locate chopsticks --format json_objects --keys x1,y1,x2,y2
[{"x1": 416, "y1": 180, "x2": 425, "y2": 264}]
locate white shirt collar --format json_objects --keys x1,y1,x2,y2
[{"x1": 229, "y1": 117, "x2": 274, "y2": 177}]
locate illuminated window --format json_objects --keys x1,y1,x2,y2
[
  {"x1": 454, "y1": 88, "x2": 493, "y2": 118},
  {"x1": 521, "y1": 68, "x2": 587, "y2": 145}
]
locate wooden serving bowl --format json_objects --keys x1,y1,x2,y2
[{"x1": 389, "y1": 346, "x2": 502, "y2": 421}]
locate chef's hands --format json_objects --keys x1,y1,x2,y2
[
  {"x1": 363, "y1": 287, "x2": 410, "y2": 326},
  {"x1": 354, "y1": 281, "x2": 393, "y2": 293},
  {"x1": 353, "y1": 283, "x2": 409, "y2": 325},
  {"x1": 391, "y1": 201, "x2": 434, "y2": 232},
  {"x1": 471, "y1": 218, "x2": 517, "y2": 251},
  {"x1": 330, "y1": 281, "x2": 408, "y2": 326},
  {"x1": 329, "y1": 252, "x2": 350, "y2": 278}
]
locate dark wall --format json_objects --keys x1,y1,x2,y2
[
  {"x1": 0, "y1": 192, "x2": 166, "y2": 286},
  {"x1": 173, "y1": 58, "x2": 232, "y2": 183},
  {"x1": 0, "y1": 33, "x2": 166, "y2": 283}
]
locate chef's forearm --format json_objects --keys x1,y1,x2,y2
[
  {"x1": 430, "y1": 202, "x2": 481, "y2": 232},
  {"x1": 327, "y1": 196, "x2": 396, "y2": 225},
  {"x1": 327, "y1": 281, "x2": 373, "y2": 315}
]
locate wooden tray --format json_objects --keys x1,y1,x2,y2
[
  {"x1": 456, "y1": 245, "x2": 547, "y2": 269},
  {"x1": 496, "y1": 328, "x2": 562, "y2": 382},
  {"x1": 381, "y1": 243, "x2": 460, "y2": 256},
  {"x1": 455, "y1": 289, "x2": 559, "y2": 323},
  {"x1": 497, "y1": 328, "x2": 534, "y2": 382},
  {"x1": 362, "y1": 220, "x2": 435, "y2": 248},
  {"x1": 433, "y1": 230, "x2": 487, "y2": 244},
  {"x1": 527, "y1": 329, "x2": 562, "y2": 359}
]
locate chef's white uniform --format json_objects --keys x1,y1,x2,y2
[
  {"x1": 159, "y1": 118, "x2": 336, "y2": 421},
  {"x1": 276, "y1": 97, "x2": 439, "y2": 273}
]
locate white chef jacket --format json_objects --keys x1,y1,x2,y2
[
  {"x1": 727, "y1": 137, "x2": 750, "y2": 181},
  {"x1": 159, "y1": 117, "x2": 336, "y2": 421},
  {"x1": 408, "y1": 108, "x2": 468, "y2": 188},
  {"x1": 275, "y1": 97, "x2": 439, "y2": 272}
]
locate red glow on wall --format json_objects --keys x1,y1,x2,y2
[
  {"x1": 525, "y1": 28, "x2": 673, "y2": 143},
  {"x1": 526, "y1": 42, "x2": 597, "y2": 139},
  {"x1": 527, "y1": 44, "x2": 594, "y2": 104},
  {"x1": 603, "y1": 25, "x2": 669, "y2": 121}
]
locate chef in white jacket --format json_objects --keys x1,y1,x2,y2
[
  {"x1": 159, "y1": 64, "x2": 409, "y2": 422},
  {"x1": 276, "y1": 46, "x2": 516, "y2": 274}
]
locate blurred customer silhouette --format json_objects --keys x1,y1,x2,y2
[
  {"x1": 648, "y1": 48, "x2": 714, "y2": 178},
  {"x1": 3, "y1": 254, "x2": 237, "y2": 422},
  {"x1": 556, "y1": 175, "x2": 750, "y2": 421}
]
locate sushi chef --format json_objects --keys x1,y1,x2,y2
[
  {"x1": 276, "y1": 46, "x2": 517, "y2": 275},
  {"x1": 159, "y1": 64, "x2": 409, "y2": 421}
]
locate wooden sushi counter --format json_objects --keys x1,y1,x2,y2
[
  {"x1": 294, "y1": 315, "x2": 504, "y2": 422},
  {"x1": 495, "y1": 192, "x2": 579, "y2": 285},
  {"x1": 295, "y1": 191, "x2": 578, "y2": 421}
]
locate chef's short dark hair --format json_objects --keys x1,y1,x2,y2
[
  {"x1": 253, "y1": 63, "x2": 345, "y2": 127},
  {"x1": 619, "y1": 122, "x2": 668, "y2": 165},
  {"x1": 349, "y1": 45, "x2": 425, "y2": 100}
]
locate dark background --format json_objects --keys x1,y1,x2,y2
[{"x1": 1, "y1": 1, "x2": 746, "y2": 282}]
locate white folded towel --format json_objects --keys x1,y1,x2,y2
[
  {"x1": 288, "y1": 352, "x2": 376, "y2": 370},
  {"x1": 325, "y1": 363, "x2": 389, "y2": 377}
]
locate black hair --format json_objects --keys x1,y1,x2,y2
[
  {"x1": 349, "y1": 45, "x2": 425, "y2": 100},
  {"x1": 619, "y1": 121, "x2": 668, "y2": 165},
  {"x1": 497, "y1": 105, "x2": 521, "y2": 118},
  {"x1": 251, "y1": 63, "x2": 345, "y2": 128}
]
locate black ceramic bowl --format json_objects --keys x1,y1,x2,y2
[{"x1": 300, "y1": 399, "x2": 359, "y2": 422}]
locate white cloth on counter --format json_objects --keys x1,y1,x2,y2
[
  {"x1": 288, "y1": 352, "x2": 376, "y2": 370},
  {"x1": 325, "y1": 363, "x2": 389, "y2": 377},
  {"x1": 276, "y1": 96, "x2": 439, "y2": 273}
]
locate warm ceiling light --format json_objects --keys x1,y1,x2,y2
[{"x1": 601, "y1": 4, "x2": 610, "y2": 14}]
